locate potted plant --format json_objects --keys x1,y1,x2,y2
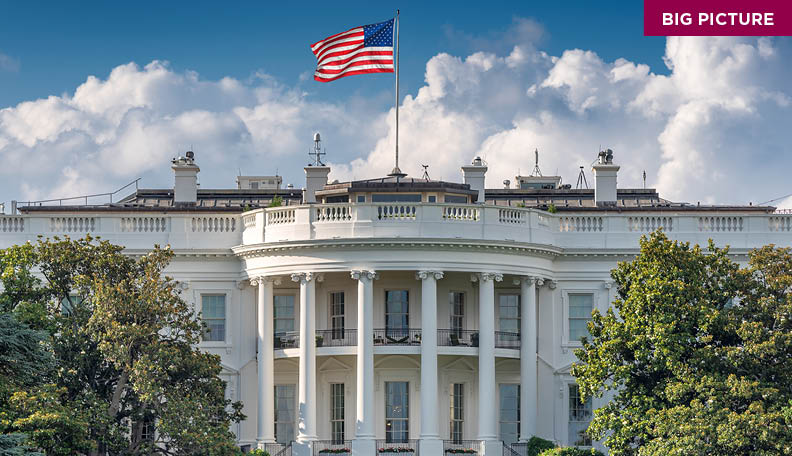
[
  {"x1": 316, "y1": 335, "x2": 324, "y2": 347},
  {"x1": 471, "y1": 332, "x2": 479, "y2": 347}
]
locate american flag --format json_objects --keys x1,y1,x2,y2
[{"x1": 310, "y1": 19, "x2": 395, "y2": 82}]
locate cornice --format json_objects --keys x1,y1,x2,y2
[{"x1": 232, "y1": 238, "x2": 562, "y2": 259}]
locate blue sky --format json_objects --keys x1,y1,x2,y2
[
  {"x1": 0, "y1": 0, "x2": 666, "y2": 108},
  {"x1": 0, "y1": 2, "x2": 790, "y2": 208}
]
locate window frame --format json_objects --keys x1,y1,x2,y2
[
  {"x1": 497, "y1": 292, "x2": 521, "y2": 333},
  {"x1": 449, "y1": 291, "x2": 465, "y2": 335},
  {"x1": 274, "y1": 293, "x2": 297, "y2": 336},
  {"x1": 567, "y1": 383, "x2": 593, "y2": 447},
  {"x1": 449, "y1": 383, "x2": 465, "y2": 443},
  {"x1": 384, "y1": 380, "x2": 410, "y2": 443},
  {"x1": 200, "y1": 293, "x2": 228, "y2": 344},
  {"x1": 328, "y1": 291, "x2": 345, "y2": 340},
  {"x1": 384, "y1": 289, "x2": 410, "y2": 335},
  {"x1": 561, "y1": 288, "x2": 600, "y2": 347},
  {"x1": 330, "y1": 383, "x2": 345, "y2": 444},
  {"x1": 274, "y1": 384, "x2": 297, "y2": 445},
  {"x1": 498, "y1": 383, "x2": 520, "y2": 445}
]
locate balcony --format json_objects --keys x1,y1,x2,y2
[
  {"x1": 313, "y1": 440, "x2": 351, "y2": 455},
  {"x1": 443, "y1": 440, "x2": 481, "y2": 455},
  {"x1": 437, "y1": 329, "x2": 479, "y2": 347},
  {"x1": 373, "y1": 328, "x2": 422, "y2": 346},
  {"x1": 494, "y1": 331, "x2": 520, "y2": 349},
  {"x1": 375, "y1": 439, "x2": 419, "y2": 455},
  {"x1": 316, "y1": 329, "x2": 357, "y2": 347}
]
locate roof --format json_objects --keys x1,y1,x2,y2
[
  {"x1": 20, "y1": 188, "x2": 304, "y2": 213},
  {"x1": 317, "y1": 176, "x2": 478, "y2": 197}
]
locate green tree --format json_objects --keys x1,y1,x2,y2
[
  {"x1": 0, "y1": 236, "x2": 244, "y2": 455},
  {"x1": 572, "y1": 231, "x2": 792, "y2": 455}
]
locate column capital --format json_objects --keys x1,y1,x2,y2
[
  {"x1": 250, "y1": 276, "x2": 282, "y2": 287},
  {"x1": 416, "y1": 270, "x2": 444, "y2": 281},
  {"x1": 471, "y1": 272, "x2": 503, "y2": 283},
  {"x1": 512, "y1": 276, "x2": 539, "y2": 286},
  {"x1": 546, "y1": 279, "x2": 557, "y2": 289},
  {"x1": 351, "y1": 270, "x2": 379, "y2": 281},
  {"x1": 603, "y1": 280, "x2": 614, "y2": 290},
  {"x1": 291, "y1": 272, "x2": 318, "y2": 284}
]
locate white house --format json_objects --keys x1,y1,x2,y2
[{"x1": 1, "y1": 146, "x2": 789, "y2": 456}]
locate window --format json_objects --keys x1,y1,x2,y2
[
  {"x1": 330, "y1": 292, "x2": 345, "y2": 340},
  {"x1": 568, "y1": 294, "x2": 593, "y2": 342},
  {"x1": 385, "y1": 381, "x2": 409, "y2": 443},
  {"x1": 449, "y1": 292, "x2": 465, "y2": 335},
  {"x1": 326, "y1": 195, "x2": 349, "y2": 203},
  {"x1": 140, "y1": 418, "x2": 155, "y2": 442},
  {"x1": 450, "y1": 383, "x2": 464, "y2": 443},
  {"x1": 444, "y1": 195, "x2": 467, "y2": 204},
  {"x1": 499, "y1": 384, "x2": 520, "y2": 445},
  {"x1": 499, "y1": 294, "x2": 520, "y2": 333},
  {"x1": 331, "y1": 383, "x2": 345, "y2": 443},
  {"x1": 357, "y1": 195, "x2": 366, "y2": 203},
  {"x1": 428, "y1": 195, "x2": 437, "y2": 203},
  {"x1": 372, "y1": 194, "x2": 421, "y2": 202},
  {"x1": 275, "y1": 385, "x2": 296, "y2": 444},
  {"x1": 385, "y1": 290, "x2": 409, "y2": 339},
  {"x1": 568, "y1": 384, "x2": 592, "y2": 446},
  {"x1": 274, "y1": 295, "x2": 295, "y2": 334},
  {"x1": 201, "y1": 295, "x2": 226, "y2": 342},
  {"x1": 61, "y1": 295, "x2": 82, "y2": 316},
  {"x1": 250, "y1": 182, "x2": 259, "y2": 189}
]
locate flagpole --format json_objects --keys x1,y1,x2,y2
[{"x1": 391, "y1": 9, "x2": 404, "y2": 177}]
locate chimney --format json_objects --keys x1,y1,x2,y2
[
  {"x1": 304, "y1": 165, "x2": 331, "y2": 203},
  {"x1": 172, "y1": 151, "x2": 200, "y2": 205},
  {"x1": 461, "y1": 157, "x2": 488, "y2": 203},
  {"x1": 592, "y1": 149, "x2": 619, "y2": 206}
]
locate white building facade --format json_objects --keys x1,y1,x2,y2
[{"x1": 1, "y1": 149, "x2": 789, "y2": 456}]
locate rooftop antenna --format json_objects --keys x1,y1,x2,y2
[
  {"x1": 420, "y1": 164, "x2": 430, "y2": 181},
  {"x1": 576, "y1": 166, "x2": 589, "y2": 189},
  {"x1": 642, "y1": 170, "x2": 646, "y2": 189},
  {"x1": 530, "y1": 148, "x2": 542, "y2": 177},
  {"x1": 309, "y1": 132, "x2": 326, "y2": 166}
]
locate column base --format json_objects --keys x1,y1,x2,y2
[
  {"x1": 351, "y1": 438, "x2": 376, "y2": 456},
  {"x1": 292, "y1": 441, "x2": 312, "y2": 456},
  {"x1": 418, "y1": 438, "x2": 443, "y2": 454},
  {"x1": 480, "y1": 440, "x2": 503, "y2": 455}
]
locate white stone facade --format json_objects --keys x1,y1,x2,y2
[{"x1": 2, "y1": 158, "x2": 790, "y2": 456}]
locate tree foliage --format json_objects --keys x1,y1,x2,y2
[
  {"x1": 0, "y1": 236, "x2": 244, "y2": 455},
  {"x1": 572, "y1": 231, "x2": 792, "y2": 455}
]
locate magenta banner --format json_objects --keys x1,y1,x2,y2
[{"x1": 644, "y1": 0, "x2": 792, "y2": 36}]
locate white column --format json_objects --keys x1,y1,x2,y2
[
  {"x1": 518, "y1": 277, "x2": 537, "y2": 441},
  {"x1": 417, "y1": 270, "x2": 443, "y2": 455},
  {"x1": 255, "y1": 276, "x2": 278, "y2": 446},
  {"x1": 351, "y1": 270, "x2": 377, "y2": 456},
  {"x1": 292, "y1": 272, "x2": 318, "y2": 448},
  {"x1": 475, "y1": 272, "x2": 502, "y2": 455}
]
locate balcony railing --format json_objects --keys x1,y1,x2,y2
[
  {"x1": 495, "y1": 331, "x2": 520, "y2": 349},
  {"x1": 313, "y1": 440, "x2": 351, "y2": 455},
  {"x1": 444, "y1": 440, "x2": 482, "y2": 454},
  {"x1": 316, "y1": 329, "x2": 357, "y2": 347},
  {"x1": 274, "y1": 331, "x2": 300, "y2": 349},
  {"x1": 437, "y1": 329, "x2": 479, "y2": 347},
  {"x1": 376, "y1": 439, "x2": 419, "y2": 455},
  {"x1": 374, "y1": 328, "x2": 422, "y2": 346},
  {"x1": 261, "y1": 442, "x2": 292, "y2": 456}
]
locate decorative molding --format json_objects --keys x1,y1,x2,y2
[
  {"x1": 415, "y1": 270, "x2": 444, "y2": 281},
  {"x1": 603, "y1": 281, "x2": 614, "y2": 290},
  {"x1": 177, "y1": 281, "x2": 191, "y2": 291},
  {"x1": 512, "y1": 276, "x2": 538, "y2": 286},
  {"x1": 547, "y1": 280, "x2": 556, "y2": 289},
  {"x1": 350, "y1": 270, "x2": 379, "y2": 281},
  {"x1": 236, "y1": 280, "x2": 247, "y2": 290},
  {"x1": 250, "y1": 276, "x2": 282, "y2": 287}
]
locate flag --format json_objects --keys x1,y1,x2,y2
[{"x1": 310, "y1": 19, "x2": 395, "y2": 82}]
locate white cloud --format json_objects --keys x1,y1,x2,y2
[{"x1": 0, "y1": 37, "x2": 790, "y2": 210}]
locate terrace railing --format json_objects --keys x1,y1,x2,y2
[
  {"x1": 437, "y1": 329, "x2": 479, "y2": 347},
  {"x1": 373, "y1": 328, "x2": 422, "y2": 346}
]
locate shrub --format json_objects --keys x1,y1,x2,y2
[
  {"x1": 526, "y1": 436, "x2": 556, "y2": 456},
  {"x1": 268, "y1": 196, "x2": 283, "y2": 207},
  {"x1": 539, "y1": 448, "x2": 604, "y2": 456}
]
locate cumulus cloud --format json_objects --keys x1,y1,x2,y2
[{"x1": 0, "y1": 36, "x2": 790, "y2": 208}]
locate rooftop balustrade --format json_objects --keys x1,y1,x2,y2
[{"x1": 1, "y1": 202, "x2": 790, "y2": 252}]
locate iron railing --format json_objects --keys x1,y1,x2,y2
[
  {"x1": 261, "y1": 442, "x2": 292, "y2": 456},
  {"x1": 312, "y1": 440, "x2": 351, "y2": 455},
  {"x1": 375, "y1": 439, "x2": 419, "y2": 455},
  {"x1": 437, "y1": 329, "x2": 479, "y2": 347},
  {"x1": 315, "y1": 329, "x2": 357, "y2": 347},
  {"x1": 274, "y1": 331, "x2": 299, "y2": 349},
  {"x1": 444, "y1": 439, "x2": 482, "y2": 454},
  {"x1": 495, "y1": 331, "x2": 520, "y2": 349},
  {"x1": 502, "y1": 443, "x2": 521, "y2": 456},
  {"x1": 373, "y1": 328, "x2": 422, "y2": 346}
]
